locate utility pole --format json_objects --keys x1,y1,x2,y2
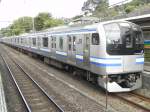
[
  {"x1": 32, "y1": 17, "x2": 35, "y2": 33},
  {"x1": 23, "y1": 0, "x2": 36, "y2": 33}
]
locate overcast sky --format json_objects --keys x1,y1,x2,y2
[{"x1": 0, "y1": 0, "x2": 128, "y2": 28}]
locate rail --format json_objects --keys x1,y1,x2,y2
[
  {"x1": 1, "y1": 54, "x2": 64, "y2": 112},
  {"x1": 114, "y1": 92, "x2": 150, "y2": 112},
  {"x1": 1, "y1": 55, "x2": 31, "y2": 112}
]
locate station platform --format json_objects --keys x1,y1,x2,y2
[
  {"x1": 142, "y1": 64, "x2": 150, "y2": 89},
  {"x1": 0, "y1": 72, "x2": 7, "y2": 112},
  {"x1": 144, "y1": 62, "x2": 150, "y2": 72}
]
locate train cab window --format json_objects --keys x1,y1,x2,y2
[
  {"x1": 59, "y1": 37, "x2": 63, "y2": 49},
  {"x1": 92, "y1": 33, "x2": 99, "y2": 45},
  {"x1": 135, "y1": 31, "x2": 143, "y2": 44},
  {"x1": 104, "y1": 23, "x2": 121, "y2": 45},
  {"x1": 32, "y1": 38, "x2": 36, "y2": 46},
  {"x1": 42, "y1": 37, "x2": 48, "y2": 47}
]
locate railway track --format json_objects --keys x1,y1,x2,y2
[
  {"x1": 2, "y1": 44, "x2": 150, "y2": 112},
  {"x1": 143, "y1": 70, "x2": 150, "y2": 75},
  {"x1": 114, "y1": 92, "x2": 150, "y2": 112},
  {"x1": 1, "y1": 54, "x2": 64, "y2": 112}
]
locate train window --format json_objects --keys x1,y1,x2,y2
[
  {"x1": 51, "y1": 43, "x2": 53, "y2": 48},
  {"x1": 55, "y1": 43, "x2": 56, "y2": 48},
  {"x1": 42, "y1": 37, "x2": 48, "y2": 47},
  {"x1": 92, "y1": 33, "x2": 99, "y2": 45},
  {"x1": 59, "y1": 37, "x2": 63, "y2": 49},
  {"x1": 73, "y1": 36, "x2": 76, "y2": 42},
  {"x1": 32, "y1": 38, "x2": 36, "y2": 46},
  {"x1": 78, "y1": 39, "x2": 82, "y2": 44},
  {"x1": 68, "y1": 35, "x2": 71, "y2": 42},
  {"x1": 54, "y1": 37, "x2": 56, "y2": 41},
  {"x1": 68, "y1": 44, "x2": 71, "y2": 50}
]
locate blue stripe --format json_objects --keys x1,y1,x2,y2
[
  {"x1": 48, "y1": 28, "x2": 97, "y2": 35},
  {"x1": 90, "y1": 56, "x2": 121, "y2": 60},
  {"x1": 136, "y1": 62, "x2": 144, "y2": 64},
  {"x1": 76, "y1": 55, "x2": 121, "y2": 60},
  {"x1": 136, "y1": 57, "x2": 144, "y2": 59},
  {"x1": 76, "y1": 58, "x2": 84, "y2": 62},
  {"x1": 76, "y1": 53, "x2": 83, "y2": 55},
  {"x1": 72, "y1": 28, "x2": 96, "y2": 32},
  {"x1": 91, "y1": 62, "x2": 122, "y2": 67}
]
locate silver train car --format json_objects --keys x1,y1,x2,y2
[{"x1": 1, "y1": 20, "x2": 144, "y2": 92}]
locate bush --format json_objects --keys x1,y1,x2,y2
[{"x1": 125, "y1": 5, "x2": 135, "y2": 13}]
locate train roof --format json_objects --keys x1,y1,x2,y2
[{"x1": 2, "y1": 19, "x2": 130, "y2": 39}]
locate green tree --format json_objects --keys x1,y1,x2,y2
[
  {"x1": 82, "y1": 0, "x2": 150, "y2": 18},
  {"x1": 0, "y1": 16, "x2": 33, "y2": 36},
  {"x1": 92, "y1": 0, "x2": 109, "y2": 17},
  {"x1": 34, "y1": 12, "x2": 64, "y2": 31},
  {"x1": 72, "y1": 15, "x2": 83, "y2": 20},
  {"x1": 125, "y1": 5, "x2": 135, "y2": 13},
  {"x1": 0, "y1": 12, "x2": 64, "y2": 36},
  {"x1": 124, "y1": 0, "x2": 150, "y2": 14}
]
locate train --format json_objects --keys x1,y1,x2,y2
[{"x1": 1, "y1": 20, "x2": 144, "y2": 92}]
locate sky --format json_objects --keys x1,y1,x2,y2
[{"x1": 0, "y1": 0, "x2": 129, "y2": 28}]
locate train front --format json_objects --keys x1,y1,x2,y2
[{"x1": 98, "y1": 21, "x2": 144, "y2": 92}]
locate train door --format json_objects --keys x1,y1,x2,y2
[
  {"x1": 67, "y1": 35, "x2": 76, "y2": 65},
  {"x1": 83, "y1": 34, "x2": 90, "y2": 68},
  {"x1": 48, "y1": 35, "x2": 51, "y2": 52},
  {"x1": 37, "y1": 36, "x2": 41, "y2": 49},
  {"x1": 51, "y1": 36, "x2": 56, "y2": 58}
]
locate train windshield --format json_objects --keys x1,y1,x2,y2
[{"x1": 104, "y1": 22, "x2": 144, "y2": 55}]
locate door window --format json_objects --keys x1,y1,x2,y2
[
  {"x1": 59, "y1": 37, "x2": 63, "y2": 49},
  {"x1": 42, "y1": 37, "x2": 48, "y2": 47},
  {"x1": 73, "y1": 36, "x2": 76, "y2": 51},
  {"x1": 32, "y1": 38, "x2": 36, "y2": 46}
]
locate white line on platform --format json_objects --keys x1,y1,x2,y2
[
  {"x1": 0, "y1": 72, "x2": 8, "y2": 112},
  {"x1": 143, "y1": 71, "x2": 150, "y2": 75}
]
